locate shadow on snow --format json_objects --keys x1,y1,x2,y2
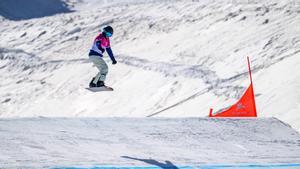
[{"x1": 0, "y1": 0, "x2": 72, "y2": 20}]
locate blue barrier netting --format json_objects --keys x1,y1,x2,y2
[{"x1": 54, "y1": 163, "x2": 300, "y2": 169}]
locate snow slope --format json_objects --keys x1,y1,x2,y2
[
  {"x1": 0, "y1": 117, "x2": 299, "y2": 168},
  {"x1": 0, "y1": 0, "x2": 300, "y2": 131}
]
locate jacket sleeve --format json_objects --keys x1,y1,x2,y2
[
  {"x1": 96, "y1": 40, "x2": 105, "y2": 53},
  {"x1": 106, "y1": 47, "x2": 116, "y2": 62}
]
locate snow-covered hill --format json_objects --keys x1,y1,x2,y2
[
  {"x1": 0, "y1": 0, "x2": 300, "y2": 131},
  {"x1": 0, "y1": 117, "x2": 299, "y2": 168}
]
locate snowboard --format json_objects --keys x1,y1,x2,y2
[{"x1": 86, "y1": 86, "x2": 113, "y2": 92}]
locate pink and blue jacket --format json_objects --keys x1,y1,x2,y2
[{"x1": 89, "y1": 33, "x2": 116, "y2": 63}]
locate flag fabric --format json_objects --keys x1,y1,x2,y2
[
  {"x1": 209, "y1": 57, "x2": 257, "y2": 117},
  {"x1": 209, "y1": 83, "x2": 257, "y2": 117}
]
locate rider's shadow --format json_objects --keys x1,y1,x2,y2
[{"x1": 121, "y1": 156, "x2": 179, "y2": 169}]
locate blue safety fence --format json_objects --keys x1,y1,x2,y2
[{"x1": 53, "y1": 163, "x2": 300, "y2": 169}]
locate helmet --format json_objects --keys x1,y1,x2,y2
[{"x1": 103, "y1": 26, "x2": 113, "y2": 37}]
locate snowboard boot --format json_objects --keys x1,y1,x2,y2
[
  {"x1": 96, "y1": 80, "x2": 106, "y2": 87},
  {"x1": 89, "y1": 78, "x2": 97, "y2": 88}
]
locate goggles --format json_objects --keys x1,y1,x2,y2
[{"x1": 106, "y1": 32, "x2": 113, "y2": 37}]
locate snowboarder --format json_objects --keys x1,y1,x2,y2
[{"x1": 88, "y1": 25, "x2": 117, "y2": 88}]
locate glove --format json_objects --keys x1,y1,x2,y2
[
  {"x1": 99, "y1": 47, "x2": 105, "y2": 53},
  {"x1": 112, "y1": 60, "x2": 117, "y2": 65}
]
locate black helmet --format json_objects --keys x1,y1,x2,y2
[{"x1": 103, "y1": 26, "x2": 113, "y2": 37}]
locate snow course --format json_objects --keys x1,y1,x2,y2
[
  {"x1": 0, "y1": 118, "x2": 300, "y2": 168},
  {"x1": 0, "y1": 0, "x2": 299, "y2": 130},
  {"x1": 0, "y1": 0, "x2": 300, "y2": 168}
]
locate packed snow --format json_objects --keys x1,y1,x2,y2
[{"x1": 0, "y1": 117, "x2": 300, "y2": 168}]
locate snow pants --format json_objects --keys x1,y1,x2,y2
[{"x1": 89, "y1": 55, "x2": 108, "y2": 83}]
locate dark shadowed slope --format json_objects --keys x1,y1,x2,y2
[{"x1": 0, "y1": 0, "x2": 72, "y2": 20}]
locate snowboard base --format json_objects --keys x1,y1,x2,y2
[{"x1": 86, "y1": 86, "x2": 113, "y2": 92}]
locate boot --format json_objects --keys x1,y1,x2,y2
[
  {"x1": 96, "y1": 80, "x2": 105, "y2": 87},
  {"x1": 89, "y1": 78, "x2": 97, "y2": 88}
]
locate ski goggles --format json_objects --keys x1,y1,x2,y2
[{"x1": 106, "y1": 32, "x2": 113, "y2": 37}]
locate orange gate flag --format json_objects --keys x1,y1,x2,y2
[{"x1": 209, "y1": 57, "x2": 257, "y2": 117}]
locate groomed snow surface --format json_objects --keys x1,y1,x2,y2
[
  {"x1": 1, "y1": 0, "x2": 300, "y2": 168},
  {"x1": 0, "y1": 118, "x2": 300, "y2": 168}
]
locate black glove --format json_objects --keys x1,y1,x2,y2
[
  {"x1": 112, "y1": 60, "x2": 117, "y2": 65},
  {"x1": 99, "y1": 47, "x2": 105, "y2": 53}
]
